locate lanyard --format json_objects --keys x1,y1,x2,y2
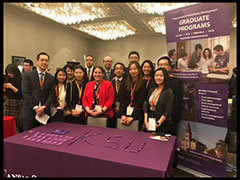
[
  {"x1": 151, "y1": 87, "x2": 163, "y2": 107},
  {"x1": 75, "y1": 81, "x2": 83, "y2": 104},
  {"x1": 130, "y1": 82, "x2": 137, "y2": 106},
  {"x1": 39, "y1": 76, "x2": 45, "y2": 90},
  {"x1": 146, "y1": 77, "x2": 151, "y2": 88},
  {"x1": 115, "y1": 80, "x2": 121, "y2": 94},
  {"x1": 55, "y1": 85, "x2": 63, "y2": 107},
  {"x1": 94, "y1": 83, "x2": 101, "y2": 104}
]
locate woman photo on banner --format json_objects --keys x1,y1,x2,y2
[
  {"x1": 82, "y1": 66, "x2": 115, "y2": 127},
  {"x1": 65, "y1": 65, "x2": 88, "y2": 124},
  {"x1": 143, "y1": 67, "x2": 174, "y2": 133},
  {"x1": 119, "y1": 61, "x2": 147, "y2": 131}
]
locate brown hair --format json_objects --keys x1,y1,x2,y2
[{"x1": 126, "y1": 61, "x2": 143, "y2": 91}]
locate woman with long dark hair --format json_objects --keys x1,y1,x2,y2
[
  {"x1": 3, "y1": 63, "x2": 23, "y2": 132},
  {"x1": 51, "y1": 68, "x2": 68, "y2": 122},
  {"x1": 143, "y1": 67, "x2": 174, "y2": 133},
  {"x1": 119, "y1": 61, "x2": 147, "y2": 131}
]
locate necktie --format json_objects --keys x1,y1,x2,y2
[
  {"x1": 106, "y1": 72, "x2": 110, "y2": 80},
  {"x1": 88, "y1": 69, "x2": 91, "y2": 80},
  {"x1": 40, "y1": 72, "x2": 44, "y2": 82}
]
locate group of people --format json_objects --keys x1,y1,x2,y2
[
  {"x1": 3, "y1": 50, "x2": 183, "y2": 136},
  {"x1": 169, "y1": 44, "x2": 229, "y2": 74}
]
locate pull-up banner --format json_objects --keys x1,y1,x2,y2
[
  {"x1": 165, "y1": 3, "x2": 230, "y2": 43},
  {"x1": 164, "y1": 3, "x2": 231, "y2": 177}
]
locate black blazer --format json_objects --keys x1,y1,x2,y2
[
  {"x1": 84, "y1": 67, "x2": 95, "y2": 82},
  {"x1": 143, "y1": 87, "x2": 174, "y2": 121},
  {"x1": 169, "y1": 77, "x2": 182, "y2": 122},
  {"x1": 65, "y1": 80, "x2": 87, "y2": 111},
  {"x1": 119, "y1": 79, "x2": 147, "y2": 120},
  {"x1": 21, "y1": 70, "x2": 55, "y2": 120}
]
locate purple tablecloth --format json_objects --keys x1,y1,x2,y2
[{"x1": 4, "y1": 122, "x2": 179, "y2": 177}]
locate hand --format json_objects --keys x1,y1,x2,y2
[
  {"x1": 72, "y1": 109, "x2": 81, "y2": 117},
  {"x1": 120, "y1": 115, "x2": 127, "y2": 124},
  {"x1": 125, "y1": 117, "x2": 133, "y2": 125},
  {"x1": 114, "y1": 107, "x2": 120, "y2": 114},
  {"x1": 144, "y1": 121, "x2": 149, "y2": 130},
  {"x1": 4, "y1": 83, "x2": 12, "y2": 89}
]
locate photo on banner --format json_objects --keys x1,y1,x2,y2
[{"x1": 164, "y1": 3, "x2": 231, "y2": 177}]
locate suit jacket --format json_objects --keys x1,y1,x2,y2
[
  {"x1": 84, "y1": 67, "x2": 95, "y2": 82},
  {"x1": 143, "y1": 87, "x2": 174, "y2": 121},
  {"x1": 169, "y1": 76, "x2": 182, "y2": 122},
  {"x1": 104, "y1": 69, "x2": 115, "y2": 81},
  {"x1": 82, "y1": 80, "x2": 115, "y2": 118},
  {"x1": 119, "y1": 79, "x2": 147, "y2": 120},
  {"x1": 21, "y1": 70, "x2": 55, "y2": 121},
  {"x1": 65, "y1": 80, "x2": 87, "y2": 110}
]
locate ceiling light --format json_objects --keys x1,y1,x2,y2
[
  {"x1": 145, "y1": 17, "x2": 166, "y2": 34},
  {"x1": 77, "y1": 21, "x2": 136, "y2": 40},
  {"x1": 130, "y1": 3, "x2": 197, "y2": 15},
  {"x1": 14, "y1": 3, "x2": 116, "y2": 25}
]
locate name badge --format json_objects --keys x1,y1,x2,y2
[
  {"x1": 95, "y1": 105, "x2": 102, "y2": 111},
  {"x1": 115, "y1": 101, "x2": 120, "y2": 109},
  {"x1": 126, "y1": 106, "x2": 134, "y2": 116},
  {"x1": 75, "y1": 104, "x2": 82, "y2": 111},
  {"x1": 148, "y1": 118, "x2": 156, "y2": 131}
]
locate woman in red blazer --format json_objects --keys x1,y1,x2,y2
[{"x1": 83, "y1": 66, "x2": 115, "y2": 121}]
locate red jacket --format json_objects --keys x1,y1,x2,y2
[{"x1": 83, "y1": 80, "x2": 115, "y2": 118}]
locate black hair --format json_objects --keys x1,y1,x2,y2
[
  {"x1": 5, "y1": 63, "x2": 21, "y2": 79},
  {"x1": 94, "y1": 66, "x2": 105, "y2": 74},
  {"x1": 168, "y1": 49, "x2": 176, "y2": 58},
  {"x1": 153, "y1": 67, "x2": 170, "y2": 90},
  {"x1": 141, "y1": 59, "x2": 154, "y2": 78},
  {"x1": 63, "y1": 64, "x2": 74, "y2": 71},
  {"x1": 126, "y1": 61, "x2": 142, "y2": 91},
  {"x1": 113, "y1": 62, "x2": 126, "y2": 71},
  {"x1": 195, "y1": 43, "x2": 203, "y2": 52},
  {"x1": 157, "y1": 56, "x2": 171, "y2": 66},
  {"x1": 37, "y1": 52, "x2": 50, "y2": 61},
  {"x1": 54, "y1": 68, "x2": 67, "y2": 85},
  {"x1": 213, "y1": 44, "x2": 224, "y2": 52},
  {"x1": 203, "y1": 48, "x2": 212, "y2": 59},
  {"x1": 128, "y1": 51, "x2": 140, "y2": 59},
  {"x1": 181, "y1": 51, "x2": 188, "y2": 58},
  {"x1": 86, "y1": 55, "x2": 94, "y2": 61},
  {"x1": 24, "y1": 59, "x2": 33, "y2": 66}
]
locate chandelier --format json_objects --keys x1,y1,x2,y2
[
  {"x1": 131, "y1": 2, "x2": 197, "y2": 15},
  {"x1": 77, "y1": 21, "x2": 136, "y2": 40},
  {"x1": 145, "y1": 17, "x2": 166, "y2": 34},
  {"x1": 15, "y1": 3, "x2": 115, "y2": 25}
]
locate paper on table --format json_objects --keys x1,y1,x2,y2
[{"x1": 35, "y1": 114, "x2": 50, "y2": 125}]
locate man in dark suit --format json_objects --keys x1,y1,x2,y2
[
  {"x1": 103, "y1": 56, "x2": 115, "y2": 81},
  {"x1": 21, "y1": 52, "x2": 55, "y2": 131},
  {"x1": 84, "y1": 55, "x2": 95, "y2": 82},
  {"x1": 157, "y1": 56, "x2": 183, "y2": 136}
]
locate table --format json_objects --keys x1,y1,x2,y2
[
  {"x1": 4, "y1": 122, "x2": 179, "y2": 177},
  {"x1": 3, "y1": 116, "x2": 17, "y2": 138}
]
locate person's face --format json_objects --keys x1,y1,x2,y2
[
  {"x1": 74, "y1": 68, "x2": 84, "y2": 81},
  {"x1": 23, "y1": 62, "x2": 32, "y2": 72},
  {"x1": 85, "y1": 56, "x2": 94, "y2": 68},
  {"x1": 205, "y1": 50, "x2": 210, "y2": 57},
  {"x1": 129, "y1": 64, "x2": 139, "y2": 79},
  {"x1": 214, "y1": 50, "x2": 220, "y2": 56},
  {"x1": 37, "y1": 55, "x2": 49, "y2": 71},
  {"x1": 57, "y1": 71, "x2": 67, "y2": 83},
  {"x1": 196, "y1": 48, "x2": 202, "y2": 55},
  {"x1": 114, "y1": 64, "x2": 125, "y2": 78},
  {"x1": 142, "y1": 63, "x2": 152, "y2": 76},
  {"x1": 7, "y1": 72, "x2": 14, "y2": 78},
  {"x1": 103, "y1": 57, "x2": 113, "y2": 70},
  {"x1": 129, "y1": 54, "x2": 139, "y2": 62},
  {"x1": 158, "y1": 59, "x2": 171, "y2": 72},
  {"x1": 172, "y1": 51, "x2": 177, "y2": 60},
  {"x1": 66, "y1": 67, "x2": 74, "y2": 80},
  {"x1": 93, "y1": 68, "x2": 104, "y2": 81},
  {"x1": 154, "y1": 70, "x2": 164, "y2": 86}
]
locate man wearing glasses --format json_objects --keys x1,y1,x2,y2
[{"x1": 103, "y1": 56, "x2": 115, "y2": 81}]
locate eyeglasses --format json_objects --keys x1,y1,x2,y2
[
  {"x1": 158, "y1": 63, "x2": 169, "y2": 67},
  {"x1": 103, "y1": 61, "x2": 112, "y2": 63}
]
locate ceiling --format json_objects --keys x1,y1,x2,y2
[{"x1": 10, "y1": 2, "x2": 237, "y2": 41}]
